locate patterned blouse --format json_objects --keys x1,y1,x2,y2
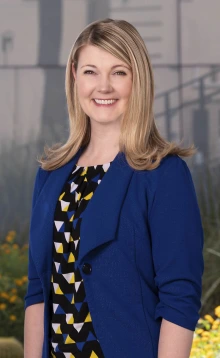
[{"x1": 49, "y1": 160, "x2": 113, "y2": 357}]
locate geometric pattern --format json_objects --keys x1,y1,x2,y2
[{"x1": 49, "y1": 160, "x2": 112, "y2": 357}]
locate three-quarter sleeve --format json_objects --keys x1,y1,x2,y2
[
  {"x1": 24, "y1": 167, "x2": 46, "y2": 309},
  {"x1": 24, "y1": 246, "x2": 44, "y2": 309},
  {"x1": 148, "y1": 156, "x2": 204, "y2": 331}
]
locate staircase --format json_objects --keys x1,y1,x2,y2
[{"x1": 154, "y1": 67, "x2": 220, "y2": 167}]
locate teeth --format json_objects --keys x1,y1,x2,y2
[{"x1": 94, "y1": 99, "x2": 117, "y2": 105}]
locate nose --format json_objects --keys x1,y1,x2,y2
[{"x1": 97, "y1": 74, "x2": 113, "y2": 93}]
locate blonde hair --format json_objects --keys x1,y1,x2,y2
[{"x1": 38, "y1": 18, "x2": 196, "y2": 171}]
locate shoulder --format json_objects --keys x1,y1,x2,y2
[
  {"x1": 32, "y1": 166, "x2": 51, "y2": 207},
  {"x1": 35, "y1": 166, "x2": 51, "y2": 190},
  {"x1": 153, "y1": 153, "x2": 188, "y2": 174},
  {"x1": 137, "y1": 154, "x2": 196, "y2": 213},
  {"x1": 141, "y1": 154, "x2": 190, "y2": 190}
]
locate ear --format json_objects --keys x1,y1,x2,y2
[{"x1": 72, "y1": 62, "x2": 76, "y2": 81}]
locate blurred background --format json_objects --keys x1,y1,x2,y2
[{"x1": 0, "y1": 0, "x2": 220, "y2": 355}]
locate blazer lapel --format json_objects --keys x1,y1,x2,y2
[
  {"x1": 30, "y1": 146, "x2": 134, "y2": 275},
  {"x1": 78, "y1": 152, "x2": 134, "y2": 266}
]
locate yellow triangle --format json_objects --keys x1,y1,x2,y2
[
  {"x1": 90, "y1": 351, "x2": 99, "y2": 358},
  {"x1": 59, "y1": 192, "x2": 65, "y2": 200},
  {"x1": 81, "y1": 168, "x2": 87, "y2": 175},
  {"x1": 51, "y1": 275, "x2": 53, "y2": 283},
  {"x1": 57, "y1": 244, "x2": 63, "y2": 254},
  {"x1": 70, "y1": 235, "x2": 74, "y2": 242},
  {"x1": 85, "y1": 312, "x2": 92, "y2": 322},
  {"x1": 84, "y1": 177, "x2": 88, "y2": 182},
  {"x1": 55, "y1": 285, "x2": 63, "y2": 295},
  {"x1": 84, "y1": 192, "x2": 93, "y2": 200},
  {"x1": 56, "y1": 325, "x2": 62, "y2": 334},
  {"x1": 77, "y1": 192, "x2": 81, "y2": 202},
  {"x1": 69, "y1": 214, "x2": 74, "y2": 222},
  {"x1": 65, "y1": 335, "x2": 75, "y2": 344},
  {"x1": 68, "y1": 315, "x2": 74, "y2": 324},
  {"x1": 71, "y1": 295, "x2": 75, "y2": 304},
  {"x1": 68, "y1": 252, "x2": 75, "y2": 263},
  {"x1": 70, "y1": 354, "x2": 75, "y2": 358},
  {"x1": 62, "y1": 205, "x2": 69, "y2": 212}
]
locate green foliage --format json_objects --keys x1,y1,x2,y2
[
  {"x1": 193, "y1": 164, "x2": 220, "y2": 317},
  {"x1": 0, "y1": 231, "x2": 28, "y2": 343},
  {"x1": 190, "y1": 306, "x2": 220, "y2": 357}
]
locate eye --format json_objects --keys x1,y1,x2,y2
[
  {"x1": 83, "y1": 70, "x2": 126, "y2": 75},
  {"x1": 84, "y1": 70, "x2": 94, "y2": 74},
  {"x1": 115, "y1": 71, "x2": 126, "y2": 75}
]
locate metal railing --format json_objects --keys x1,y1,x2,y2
[{"x1": 154, "y1": 66, "x2": 220, "y2": 145}]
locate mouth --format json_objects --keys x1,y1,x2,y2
[{"x1": 92, "y1": 99, "x2": 118, "y2": 107}]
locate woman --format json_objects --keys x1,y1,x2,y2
[{"x1": 24, "y1": 18, "x2": 204, "y2": 358}]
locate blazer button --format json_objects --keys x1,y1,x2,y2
[{"x1": 82, "y1": 263, "x2": 92, "y2": 274}]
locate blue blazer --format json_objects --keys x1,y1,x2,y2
[{"x1": 25, "y1": 146, "x2": 204, "y2": 358}]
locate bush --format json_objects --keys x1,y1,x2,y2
[
  {"x1": 0, "y1": 231, "x2": 28, "y2": 342},
  {"x1": 190, "y1": 306, "x2": 220, "y2": 357},
  {"x1": 0, "y1": 337, "x2": 24, "y2": 357}
]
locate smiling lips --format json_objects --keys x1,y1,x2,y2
[{"x1": 93, "y1": 99, "x2": 118, "y2": 106}]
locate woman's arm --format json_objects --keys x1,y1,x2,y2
[
  {"x1": 158, "y1": 318, "x2": 194, "y2": 358},
  {"x1": 24, "y1": 302, "x2": 44, "y2": 358},
  {"x1": 148, "y1": 156, "x2": 204, "y2": 352},
  {"x1": 24, "y1": 167, "x2": 50, "y2": 357}
]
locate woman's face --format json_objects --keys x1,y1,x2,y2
[{"x1": 72, "y1": 45, "x2": 132, "y2": 125}]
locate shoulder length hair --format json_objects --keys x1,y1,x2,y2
[{"x1": 38, "y1": 18, "x2": 196, "y2": 171}]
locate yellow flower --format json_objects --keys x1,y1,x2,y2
[
  {"x1": 206, "y1": 352, "x2": 214, "y2": 358},
  {"x1": 201, "y1": 336, "x2": 209, "y2": 341},
  {"x1": 6, "y1": 235, "x2": 14, "y2": 243},
  {"x1": 8, "y1": 230, "x2": 16, "y2": 237},
  {"x1": 190, "y1": 348, "x2": 205, "y2": 356},
  {"x1": 12, "y1": 244, "x2": 19, "y2": 249},
  {"x1": 214, "y1": 305, "x2": 220, "y2": 318},
  {"x1": 204, "y1": 314, "x2": 214, "y2": 324},
  {"x1": 22, "y1": 276, "x2": 28, "y2": 283},
  {"x1": 201, "y1": 331, "x2": 210, "y2": 337},
  {"x1": 9, "y1": 315, "x2": 16, "y2": 321},
  {"x1": 211, "y1": 324, "x2": 218, "y2": 330},
  {"x1": 213, "y1": 318, "x2": 220, "y2": 325},
  {"x1": 205, "y1": 344, "x2": 213, "y2": 350},
  {"x1": 9, "y1": 295, "x2": 17, "y2": 303},
  {"x1": 196, "y1": 328, "x2": 204, "y2": 335},
  {"x1": 14, "y1": 279, "x2": 23, "y2": 286},
  {"x1": 2, "y1": 243, "x2": 9, "y2": 250},
  {"x1": 10, "y1": 288, "x2": 17, "y2": 294},
  {"x1": 192, "y1": 337, "x2": 200, "y2": 344},
  {"x1": 0, "y1": 303, "x2": 6, "y2": 310},
  {"x1": 0, "y1": 292, "x2": 9, "y2": 299}
]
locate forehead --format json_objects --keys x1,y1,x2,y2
[{"x1": 77, "y1": 44, "x2": 126, "y2": 66}]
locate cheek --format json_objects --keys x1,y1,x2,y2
[
  {"x1": 77, "y1": 80, "x2": 93, "y2": 98},
  {"x1": 119, "y1": 79, "x2": 132, "y2": 98}
]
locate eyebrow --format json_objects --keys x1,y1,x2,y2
[{"x1": 80, "y1": 64, "x2": 131, "y2": 70}]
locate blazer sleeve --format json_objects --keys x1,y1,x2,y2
[
  {"x1": 24, "y1": 167, "x2": 49, "y2": 309},
  {"x1": 148, "y1": 156, "x2": 204, "y2": 331}
]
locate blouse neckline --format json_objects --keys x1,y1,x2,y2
[{"x1": 75, "y1": 161, "x2": 113, "y2": 168}]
